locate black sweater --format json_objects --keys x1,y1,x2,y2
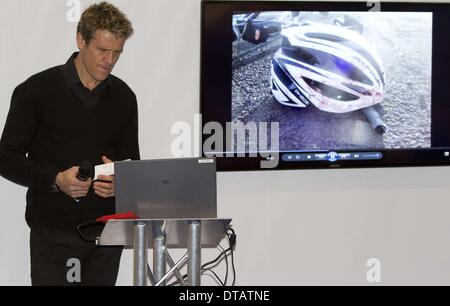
[{"x1": 0, "y1": 65, "x2": 140, "y2": 230}]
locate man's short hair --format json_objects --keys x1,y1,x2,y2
[{"x1": 77, "y1": 2, "x2": 134, "y2": 44}]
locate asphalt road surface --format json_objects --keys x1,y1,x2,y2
[{"x1": 231, "y1": 12, "x2": 432, "y2": 151}]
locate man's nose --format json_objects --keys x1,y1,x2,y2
[{"x1": 104, "y1": 51, "x2": 114, "y2": 66}]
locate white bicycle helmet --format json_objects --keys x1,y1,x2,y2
[{"x1": 271, "y1": 23, "x2": 385, "y2": 113}]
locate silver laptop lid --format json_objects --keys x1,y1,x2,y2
[{"x1": 115, "y1": 157, "x2": 217, "y2": 219}]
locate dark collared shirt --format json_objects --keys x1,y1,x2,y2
[
  {"x1": 0, "y1": 53, "x2": 140, "y2": 230},
  {"x1": 59, "y1": 52, "x2": 111, "y2": 108}
]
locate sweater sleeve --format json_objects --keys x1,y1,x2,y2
[
  {"x1": 0, "y1": 81, "x2": 59, "y2": 190},
  {"x1": 113, "y1": 93, "x2": 140, "y2": 161}
]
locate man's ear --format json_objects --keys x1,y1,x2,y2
[{"x1": 76, "y1": 33, "x2": 85, "y2": 50}]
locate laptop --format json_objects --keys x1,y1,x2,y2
[{"x1": 114, "y1": 157, "x2": 217, "y2": 219}]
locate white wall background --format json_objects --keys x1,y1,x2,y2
[{"x1": 1, "y1": 0, "x2": 450, "y2": 286}]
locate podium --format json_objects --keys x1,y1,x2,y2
[{"x1": 97, "y1": 218, "x2": 232, "y2": 286}]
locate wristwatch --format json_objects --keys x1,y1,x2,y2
[
  {"x1": 51, "y1": 172, "x2": 60, "y2": 193},
  {"x1": 50, "y1": 184, "x2": 60, "y2": 193}
]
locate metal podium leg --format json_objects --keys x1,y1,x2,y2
[
  {"x1": 155, "y1": 253, "x2": 188, "y2": 286},
  {"x1": 165, "y1": 250, "x2": 187, "y2": 286},
  {"x1": 154, "y1": 236, "x2": 167, "y2": 286},
  {"x1": 188, "y1": 221, "x2": 201, "y2": 286},
  {"x1": 133, "y1": 222, "x2": 148, "y2": 286}
]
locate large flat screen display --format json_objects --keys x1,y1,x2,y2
[{"x1": 201, "y1": 1, "x2": 450, "y2": 171}]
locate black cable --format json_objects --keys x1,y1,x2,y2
[
  {"x1": 226, "y1": 228, "x2": 237, "y2": 286},
  {"x1": 202, "y1": 228, "x2": 235, "y2": 286},
  {"x1": 201, "y1": 246, "x2": 231, "y2": 270},
  {"x1": 202, "y1": 268, "x2": 225, "y2": 286},
  {"x1": 76, "y1": 220, "x2": 100, "y2": 242},
  {"x1": 166, "y1": 227, "x2": 237, "y2": 286},
  {"x1": 230, "y1": 245, "x2": 236, "y2": 286},
  {"x1": 167, "y1": 241, "x2": 228, "y2": 286},
  {"x1": 217, "y1": 241, "x2": 229, "y2": 286},
  {"x1": 201, "y1": 227, "x2": 236, "y2": 270},
  {"x1": 226, "y1": 227, "x2": 236, "y2": 249}
]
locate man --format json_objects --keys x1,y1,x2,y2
[{"x1": 0, "y1": 2, "x2": 139, "y2": 285}]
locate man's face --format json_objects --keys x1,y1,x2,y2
[{"x1": 77, "y1": 30, "x2": 126, "y2": 82}]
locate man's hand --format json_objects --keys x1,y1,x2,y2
[
  {"x1": 93, "y1": 155, "x2": 115, "y2": 198},
  {"x1": 55, "y1": 166, "x2": 92, "y2": 199}
]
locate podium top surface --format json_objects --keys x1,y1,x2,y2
[{"x1": 97, "y1": 218, "x2": 232, "y2": 248}]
